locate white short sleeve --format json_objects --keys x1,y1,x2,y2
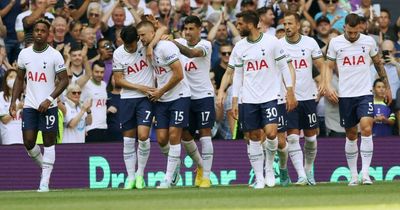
[
  {"x1": 369, "y1": 38, "x2": 379, "y2": 57},
  {"x1": 162, "y1": 42, "x2": 180, "y2": 65},
  {"x1": 311, "y1": 40, "x2": 323, "y2": 59},
  {"x1": 112, "y1": 50, "x2": 124, "y2": 72},
  {"x1": 54, "y1": 51, "x2": 66, "y2": 73},
  {"x1": 196, "y1": 41, "x2": 212, "y2": 57},
  {"x1": 326, "y1": 40, "x2": 337, "y2": 61}
]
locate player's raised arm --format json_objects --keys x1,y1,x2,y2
[{"x1": 371, "y1": 54, "x2": 392, "y2": 105}]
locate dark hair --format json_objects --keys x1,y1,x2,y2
[
  {"x1": 70, "y1": 45, "x2": 83, "y2": 54},
  {"x1": 34, "y1": 18, "x2": 52, "y2": 30},
  {"x1": 2, "y1": 69, "x2": 18, "y2": 102},
  {"x1": 373, "y1": 78, "x2": 385, "y2": 88},
  {"x1": 97, "y1": 38, "x2": 111, "y2": 48},
  {"x1": 184, "y1": 15, "x2": 202, "y2": 28},
  {"x1": 92, "y1": 60, "x2": 105, "y2": 69},
  {"x1": 236, "y1": 11, "x2": 259, "y2": 27},
  {"x1": 257, "y1": 6, "x2": 274, "y2": 16},
  {"x1": 136, "y1": 20, "x2": 156, "y2": 31},
  {"x1": 345, "y1": 13, "x2": 361, "y2": 27},
  {"x1": 69, "y1": 20, "x2": 82, "y2": 32},
  {"x1": 120, "y1": 25, "x2": 139, "y2": 44},
  {"x1": 284, "y1": 12, "x2": 301, "y2": 23},
  {"x1": 380, "y1": 8, "x2": 391, "y2": 19}
]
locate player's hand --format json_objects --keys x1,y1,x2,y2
[
  {"x1": 160, "y1": 34, "x2": 171, "y2": 41},
  {"x1": 38, "y1": 99, "x2": 52, "y2": 113},
  {"x1": 146, "y1": 46, "x2": 154, "y2": 61},
  {"x1": 216, "y1": 91, "x2": 226, "y2": 108},
  {"x1": 385, "y1": 88, "x2": 392, "y2": 105},
  {"x1": 285, "y1": 88, "x2": 298, "y2": 112},
  {"x1": 148, "y1": 88, "x2": 164, "y2": 102},
  {"x1": 9, "y1": 102, "x2": 17, "y2": 118},
  {"x1": 325, "y1": 86, "x2": 339, "y2": 104},
  {"x1": 107, "y1": 106, "x2": 117, "y2": 114}
]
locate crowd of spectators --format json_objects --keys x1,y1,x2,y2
[{"x1": 0, "y1": 0, "x2": 399, "y2": 144}]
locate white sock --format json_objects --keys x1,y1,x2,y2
[
  {"x1": 278, "y1": 144, "x2": 288, "y2": 169},
  {"x1": 137, "y1": 138, "x2": 151, "y2": 177},
  {"x1": 40, "y1": 145, "x2": 55, "y2": 187},
  {"x1": 249, "y1": 140, "x2": 264, "y2": 183},
  {"x1": 360, "y1": 135, "x2": 373, "y2": 178},
  {"x1": 304, "y1": 135, "x2": 317, "y2": 174},
  {"x1": 165, "y1": 144, "x2": 181, "y2": 183},
  {"x1": 123, "y1": 137, "x2": 136, "y2": 181},
  {"x1": 287, "y1": 134, "x2": 306, "y2": 178},
  {"x1": 345, "y1": 138, "x2": 359, "y2": 179},
  {"x1": 200, "y1": 136, "x2": 213, "y2": 179},
  {"x1": 182, "y1": 139, "x2": 203, "y2": 168},
  {"x1": 160, "y1": 143, "x2": 170, "y2": 157},
  {"x1": 265, "y1": 137, "x2": 278, "y2": 172},
  {"x1": 27, "y1": 144, "x2": 43, "y2": 168}
]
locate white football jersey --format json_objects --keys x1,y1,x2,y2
[
  {"x1": 280, "y1": 35, "x2": 322, "y2": 101},
  {"x1": 81, "y1": 80, "x2": 108, "y2": 131},
  {"x1": 152, "y1": 40, "x2": 190, "y2": 102},
  {"x1": 327, "y1": 34, "x2": 378, "y2": 97},
  {"x1": 113, "y1": 42, "x2": 154, "y2": 99},
  {"x1": 0, "y1": 92, "x2": 22, "y2": 145},
  {"x1": 62, "y1": 99, "x2": 87, "y2": 143},
  {"x1": 17, "y1": 45, "x2": 66, "y2": 109},
  {"x1": 175, "y1": 38, "x2": 214, "y2": 99},
  {"x1": 232, "y1": 33, "x2": 289, "y2": 104}
]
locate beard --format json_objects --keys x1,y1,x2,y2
[{"x1": 240, "y1": 29, "x2": 250, "y2": 37}]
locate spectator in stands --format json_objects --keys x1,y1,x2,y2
[
  {"x1": 80, "y1": 26, "x2": 98, "y2": 60},
  {"x1": 68, "y1": 20, "x2": 83, "y2": 48},
  {"x1": 102, "y1": 5, "x2": 126, "y2": 44},
  {"x1": 69, "y1": 0, "x2": 91, "y2": 24},
  {"x1": 378, "y1": 9, "x2": 397, "y2": 42},
  {"x1": 314, "y1": 0, "x2": 348, "y2": 33},
  {"x1": 63, "y1": 83, "x2": 92, "y2": 143},
  {"x1": 257, "y1": 6, "x2": 276, "y2": 36},
  {"x1": 0, "y1": 0, "x2": 23, "y2": 63},
  {"x1": 64, "y1": 44, "x2": 92, "y2": 84},
  {"x1": 314, "y1": 16, "x2": 331, "y2": 52},
  {"x1": 15, "y1": 0, "x2": 54, "y2": 44},
  {"x1": 372, "y1": 78, "x2": 396, "y2": 137},
  {"x1": 207, "y1": 13, "x2": 240, "y2": 68},
  {"x1": 240, "y1": 0, "x2": 257, "y2": 12},
  {"x1": 211, "y1": 44, "x2": 233, "y2": 90},
  {"x1": 301, "y1": 19, "x2": 314, "y2": 36},
  {"x1": 0, "y1": 69, "x2": 23, "y2": 145},
  {"x1": 81, "y1": 60, "x2": 108, "y2": 143},
  {"x1": 106, "y1": 74, "x2": 122, "y2": 141},
  {"x1": 275, "y1": 24, "x2": 285, "y2": 39},
  {"x1": 86, "y1": 2, "x2": 104, "y2": 41},
  {"x1": 96, "y1": 38, "x2": 113, "y2": 85},
  {"x1": 52, "y1": 16, "x2": 71, "y2": 50},
  {"x1": 353, "y1": 0, "x2": 379, "y2": 20}
]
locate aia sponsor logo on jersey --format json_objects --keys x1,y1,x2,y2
[
  {"x1": 185, "y1": 61, "x2": 198, "y2": 72},
  {"x1": 292, "y1": 59, "x2": 308, "y2": 69},
  {"x1": 127, "y1": 60, "x2": 148, "y2": 74},
  {"x1": 154, "y1": 66, "x2": 167, "y2": 75},
  {"x1": 27, "y1": 71, "x2": 47, "y2": 82},
  {"x1": 246, "y1": 60, "x2": 269, "y2": 71},
  {"x1": 342, "y1": 56, "x2": 365, "y2": 66},
  {"x1": 95, "y1": 99, "x2": 106, "y2": 107}
]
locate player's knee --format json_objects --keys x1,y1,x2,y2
[
  {"x1": 249, "y1": 132, "x2": 259, "y2": 141},
  {"x1": 360, "y1": 126, "x2": 372, "y2": 136},
  {"x1": 137, "y1": 133, "x2": 149, "y2": 141},
  {"x1": 266, "y1": 131, "x2": 277, "y2": 140},
  {"x1": 23, "y1": 141, "x2": 35, "y2": 151}
]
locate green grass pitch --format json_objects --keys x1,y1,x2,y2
[{"x1": 1, "y1": 182, "x2": 400, "y2": 210}]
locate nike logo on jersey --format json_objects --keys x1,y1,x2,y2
[
  {"x1": 201, "y1": 122, "x2": 208, "y2": 126},
  {"x1": 269, "y1": 118, "x2": 276, "y2": 121}
]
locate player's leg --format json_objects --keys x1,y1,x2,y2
[
  {"x1": 357, "y1": 96, "x2": 374, "y2": 185},
  {"x1": 339, "y1": 97, "x2": 360, "y2": 186},
  {"x1": 181, "y1": 105, "x2": 203, "y2": 187},
  {"x1": 22, "y1": 108, "x2": 43, "y2": 168},
  {"x1": 135, "y1": 98, "x2": 154, "y2": 189},
  {"x1": 243, "y1": 103, "x2": 264, "y2": 189},
  {"x1": 302, "y1": 100, "x2": 319, "y2": 185},
  {"x1": 287, "y1": 103, "x2": 307, "y2": 184},
  {"x1": 120, "y1": 99, "x2": 138, "y2": 189},
  {"x1": 38, "y1": 107, "x2": 58, "y2": 192},
  {"x1": 277, "y1": 103, "x2": 289, "y2": 187},
  {"x1": 261, "y1": 100, "x2": 279, "y2": 188},
  {"x1": 197, "y1": 97, "x2": 216, "y2": 188}
]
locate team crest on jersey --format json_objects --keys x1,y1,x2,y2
[
  {"x1": 43, "y1": 62, "x2": 47, "y2": 69},
  {"x1": 362, "y1": 46, "x2": 365, "y2": 53},
  {"x1": 301, "y1": 49, "x2": 305, "y2": 56},
  {"x1": 261, "y1": 49, "x2": 266, "y2": 56}
]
